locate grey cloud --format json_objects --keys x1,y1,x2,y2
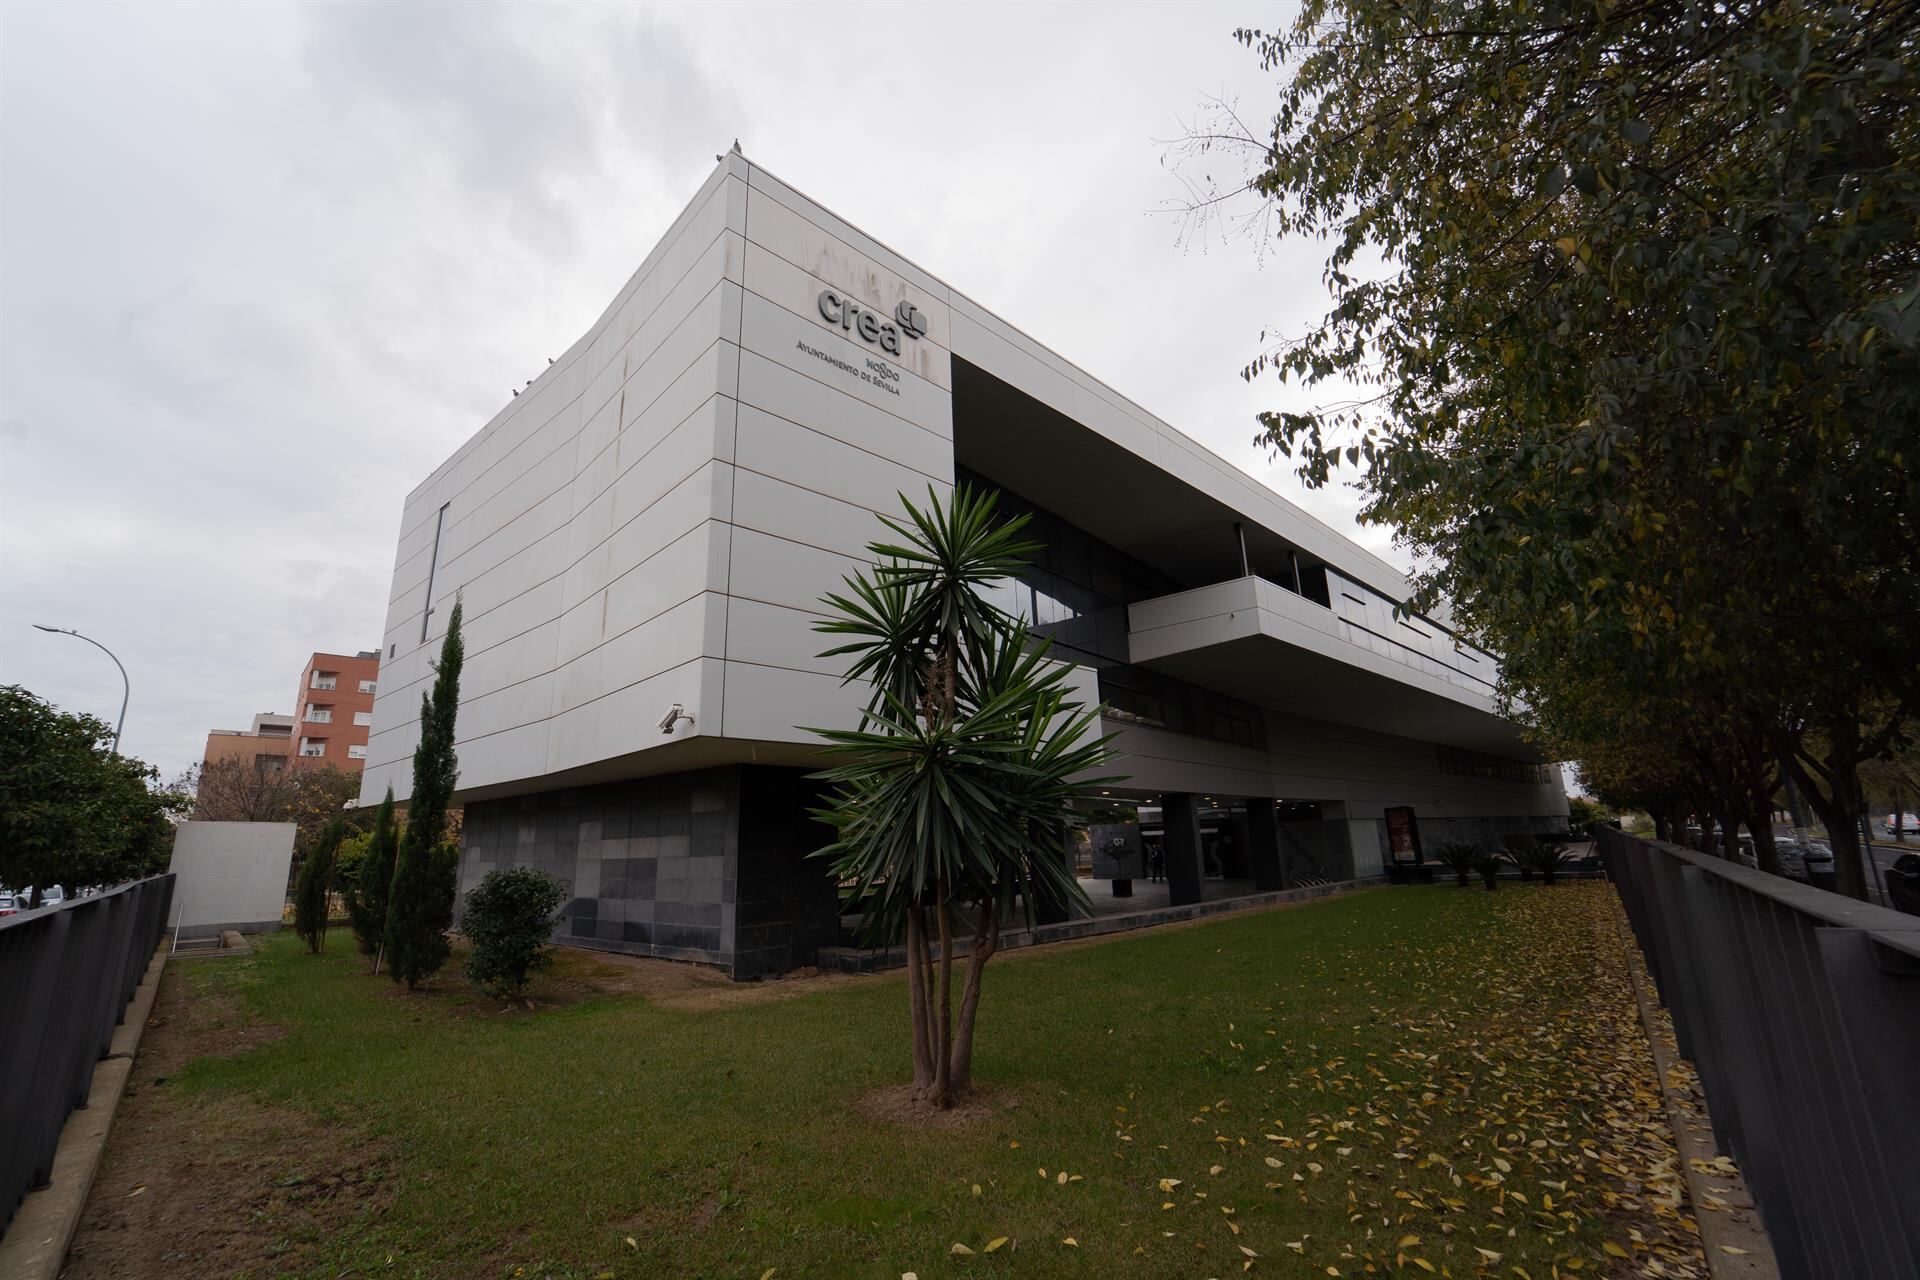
[{"x1": 0, "y1": 0, "x2": 1392, "y2": 785}]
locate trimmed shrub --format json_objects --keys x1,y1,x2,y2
[
  {"x1": 1501, "y1": 831, "x2": 1539, "y2": 879},
  {"x1": 462, "y1": 867, "x2": 568, "y2": 998},
  {"x1": 1434, "y1": 841, "x2": 1479, "y2": 888},
  {"x1": 1471, "y1": 846, "x2": 1505, "y2": 891},
  {"x1": 1512, "y1": 834, "x2": 1574, "y2": 885}
]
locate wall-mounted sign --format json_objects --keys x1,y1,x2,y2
[
  {"x1": 1384, "y1": 805, "x2": 1423, "y2": 863},
  {"x1": 817, "y1": 289, "x2": 925, "y2": 356}
]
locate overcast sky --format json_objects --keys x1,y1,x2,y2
[{"x1": 0, "y1": 0, "x2": 1390, "y2": 783}]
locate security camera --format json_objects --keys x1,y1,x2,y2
[{"x1": 659, "y1": 704, "x2": 693, "y2": 734}]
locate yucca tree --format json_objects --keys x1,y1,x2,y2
[{"x1": 812, "y1": 486, "x2": 1116, "y2": 1110}]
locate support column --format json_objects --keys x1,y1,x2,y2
[
  {"x1": 1247, "y1": 799, "x2": 1284, "y2": 891},
  {"x1": 1164, "y1": 793, "x2": 1204, "y2": 906}
]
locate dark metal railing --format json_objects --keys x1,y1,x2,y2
[
  {"x1": 0, "y1": 873, "x2": 175, "y2": 1236},
  {"x1": 1598, "y1": 829, "x2": 1919, "y2": 1280}
]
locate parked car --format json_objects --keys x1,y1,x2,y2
[
  {"x1": 1880, "y1": 813, "x2": 1920, "y2": 837},
  {"x1": 1776, "y1": 838, "x2": 1834, "y2": 884},
  {"x1": 0, "y1": 892, "x2": 17, "y2": 917},
  {"x1": 1887, "y1": 853, "x2": 1920, "y2": 916}
]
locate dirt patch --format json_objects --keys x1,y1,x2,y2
[
  {"x1": 129, "y1": 961, "x2": 286, "y2": 1080},
  {"x1": 60, "y1": 966, "x2": 392, "y2": 1280},
  {"x1": 540, "y1": 946, "x2": 874, "y2": 1012},
  {"x1": 853, "y1": 1081, "x2": 1024, "y2": 1129}
]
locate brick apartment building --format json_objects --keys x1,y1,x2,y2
[{"x1": 292, "y1": 651, "x2": 381, "y2": 771}]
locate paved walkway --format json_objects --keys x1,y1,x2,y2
[
  {"x1": 820, "y1": 875, "x2": 1375, "y2": 973},
  {"x1": 1080, "y1": 875, "x2": 1265, "y2": 916}
]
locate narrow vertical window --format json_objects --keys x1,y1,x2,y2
[{"x1": 421, "y1": 502, "x2": 449, "y2": 641}]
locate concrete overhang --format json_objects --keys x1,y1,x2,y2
[
  {"x1": 1128, "y1": 576, "x2": 1541, "y2": 760},
  {"x1": 950, "y1": 357, "x2": 1417, "y2": 605}
]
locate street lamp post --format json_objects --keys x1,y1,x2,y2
[{"x1": 32, "y1": 625, "x2": 130, "y2": 754}]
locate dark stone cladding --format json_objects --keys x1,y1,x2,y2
[{"x1": 457, "y1": 765, "x2": 840, "y2": 979}]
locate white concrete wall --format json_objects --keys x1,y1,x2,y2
[
  {"x1": 168, "y1": 821, "x2": 296, "y2": 937},
  {"x1": 363, "y1": 154, "x2": 962, "y2": 805},
  {"x1": 720, "y1": 163, "x2": 955, "y2": 746},
  {"x1": 364, "y1": 162, "x2": 752, "y2": 804}
]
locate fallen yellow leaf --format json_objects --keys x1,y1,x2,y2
[
  {"x1": 984, "y1": 1237, "x2": 1008, "y2": 1253},
  {"x1": 950, "y1": 1243, "x2": 974, "y2": 1256}
]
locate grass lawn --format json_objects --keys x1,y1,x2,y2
[{"x1": 82, "y1": 881, "x2": 1705, "y2": 1279}]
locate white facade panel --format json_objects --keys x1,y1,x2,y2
[
  {"x1": 719, "y1": 660, "x2": 863, "y2": 743},
  {"x1": 735, "y1": 351, "x2": 951, "y2": 479},
  {"x1": 733, "y1": 404, "x2": 946, "y2": 516},
  {"x1": 362, "y1": 160, "x2": 748, "y2": 805},
  {"x1": 722, "y1": 598, "x2": 845, "y2": 679},
  {"x1": 724, "y1": 525, "x2": 865, "y2": 617}
]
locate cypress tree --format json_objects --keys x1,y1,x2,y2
[
  {"x1": 294, "y1": 817, "x2": 341, "y2": 954},
  {"x1": 346, "y1": 786, "x2": 398, "y2": 966},
  {"x1": 386, "y1": 597, "x2": 464, "y2": 989}
]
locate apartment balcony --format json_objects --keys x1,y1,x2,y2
[{"x1": 1125, "y1": 576, "x2": 1539, "y2": 758}]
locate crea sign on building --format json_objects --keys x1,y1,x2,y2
[{"x1": 816, "y1": 289, "x2": 926, "y2": 355}]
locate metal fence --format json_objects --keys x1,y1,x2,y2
[
  {"x1": 1598, "y1": 829, "x2": 1919, "y2": 1280},
  {"x1": 0, "y1": 873, "x2": 175, "y2": 1236}
]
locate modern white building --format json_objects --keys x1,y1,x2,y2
[{"x1": 362, "y1": 150, "x2": 1566, "y2": 977}]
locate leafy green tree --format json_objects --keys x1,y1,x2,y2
[
  {"x1": 386, "y1": 600, "x2": 464, "y2": 989},
  {"x1": 462, "y1": 867, "x2": 568, "y2": 998},
  {"x1": 1177, "y1": 1, "x2": 1918, "y2": 902},
  {"x1": 812, "y1": 488, "x2": 1115, "y2": 1109},
  {"x1": 1564, "y1": 796, "x2": 1612, "y2": 833},
  {"x1": 333, "y1": 829, "x2": 370, "y2": 895},
  {"x1": 0, "y1": 685, "x2": 184, "y2": 900},
  {"x1": 294, "y1": 818, "x2": 341, "y2": 953},
  {"x1": 343, "y1": 788, "x2": 399, "y2": 966}
]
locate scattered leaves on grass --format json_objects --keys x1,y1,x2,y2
[{"x1": 1089, "y1": 884, "x2": 1709, "y2": 1277}]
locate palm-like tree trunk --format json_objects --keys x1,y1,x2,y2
[
  {"x1": 950, "y1": 902, "x2": 999, "y2": 1091},
  {"x1": 933, "y1": 874, "x2": 955, "y2": 1108},
  {"x1": 905, "y1": 908, "x2": 935, "y2": 1097}
]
